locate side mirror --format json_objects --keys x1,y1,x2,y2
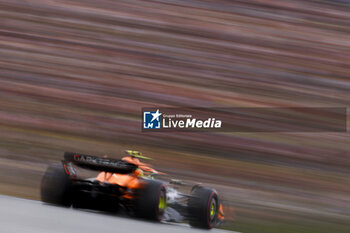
[{"x1": 170, "y1": 179, "x2": 183, "y2": 185}]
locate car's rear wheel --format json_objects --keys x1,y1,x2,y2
[
  {"x1": 41, "y1": 163, "x2": 73, "y2": 207},
  {"x1": 136, "y1": 180, "x2": 166, "y2": 221},
  {"x1": 188, "y1": 186, "x2": 219, "y2": 229}
]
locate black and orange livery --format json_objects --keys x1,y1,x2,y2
[{"x1": 41, "y1": 151, "x2": 225, "y2": 229}]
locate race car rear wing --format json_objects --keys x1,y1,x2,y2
[{"x1": 63, "y1": 152, "x2": 138, "y2": 174}]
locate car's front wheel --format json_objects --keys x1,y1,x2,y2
[{"x1": 188, "y1": 186, "x2": 219, "y2": 229}]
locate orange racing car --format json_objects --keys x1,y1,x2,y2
[{"x1": 41, "y1": 151, "x2": 225, "y2": 229}]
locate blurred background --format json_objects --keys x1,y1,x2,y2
[{"x1": 0, "y1": 0, "x2": 349, "y2": 232}]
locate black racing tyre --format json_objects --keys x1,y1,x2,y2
[
  {"x1": 41, "y1": 163, "x2": 73, "y2": 207},
  {"x1": 136, "y1": 180, "x2": 166, "y2": 221},
  {"x1": 188, "y1": 186, "x2": 219, "y2": 229}
]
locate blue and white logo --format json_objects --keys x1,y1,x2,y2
[{"x1": 143, "y1": 109, "x2": 162, "y2": 129}]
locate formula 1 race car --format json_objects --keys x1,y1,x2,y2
[{"x1": 41, "y1": 151, "x2": 225, "y2": 229}]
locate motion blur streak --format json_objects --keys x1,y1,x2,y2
[{"x1": 0, "y1": 1, "x2": 349, "y2": 233}]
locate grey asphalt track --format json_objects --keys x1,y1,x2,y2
[{"x1": 0, "y1": 195, "x2": 236, "y2": 233}]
